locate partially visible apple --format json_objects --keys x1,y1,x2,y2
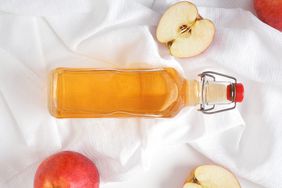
[
  {"x1": 183, "y1": 182, "x2": 202, "y2": 188},
  {"x1": 34, "y1": 151, "x2": 99, "y2": 188},
  {"x1": 183, "y1": 165, "x2": 241, "y2": 188},
  {"x1": 156, "y1": 1, "x2": 215, "y2": 58},
  {"x1": 254, "y1": 0, "x2": 282, "y2": 31}
]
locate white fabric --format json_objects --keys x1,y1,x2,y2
[{"x1": 0, "y1": 0, "x2": 281, "y2": 187}]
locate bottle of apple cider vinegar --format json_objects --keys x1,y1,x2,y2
[{"x1": 49, "y1": 68, "x2": 244, "y2": 118}]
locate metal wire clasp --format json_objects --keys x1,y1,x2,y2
[{"x1": 198, "y1": 71, "x2": 237, "y2": 114}]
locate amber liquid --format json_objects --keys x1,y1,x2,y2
[{"x1": 49, "y1": 68, "x2": 188, "y2": 118}]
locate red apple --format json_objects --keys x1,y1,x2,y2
[
  {"x1": 34, "y1": 151, "x2": 99, "y2": 188},
  {"x1": 254, "y1": 0, "x2": 282, "y2": 31}
]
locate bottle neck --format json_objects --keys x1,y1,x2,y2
[
  {"x1": 185, "y1": 80, "x2": 230, "y2": 106},
  {"x1": 185, "y1": 80, "x2": 200, "y2": 106}
]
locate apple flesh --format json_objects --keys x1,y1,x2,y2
[
  {"x1": 156, "y1": 1, "x2": 215, "y2": 58},
  {"x1": 254, "y1": 0, "x2": 282, "y2": 31},
  {"x1": 34, "y1": 151, "x2": 99, "y2": 188},
  {"x1": 183, "y1": 182, "x2": 202, "y2": 188},
  {"x1": 183, "y1": 165, "x2": 241, "y2": 188}
]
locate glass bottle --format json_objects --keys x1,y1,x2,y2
[{"x1": 49, "y1": 67, "x2": 244, "y2": 118}]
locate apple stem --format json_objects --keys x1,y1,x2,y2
[
  {"x1": 167, "y1": 40, "x2": 174, "y2": 48},
  {"x1": 192, "y1": 177, "x2": 200, "y2": 184},
  {"x1": 196, "y1": 15, "x2": 203, "y2": 20}
]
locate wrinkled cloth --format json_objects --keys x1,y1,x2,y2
[{"x1": 0, "y1": 0, "x2": 281, "y2": 187}]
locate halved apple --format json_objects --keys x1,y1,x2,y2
[
  {"x1": 183, "y1": 165, "x2": 241, "y2": 188},
  {"x1": 156, "y1": 1, "x2": 215, "y2": 58}
]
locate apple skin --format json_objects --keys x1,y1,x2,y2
[
  {"x1": 254, "y1": 0, "x2": 282, "y2": 31},
  {"x1": 34, "y1": 151, "x2": 99, "y2": 188}
]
